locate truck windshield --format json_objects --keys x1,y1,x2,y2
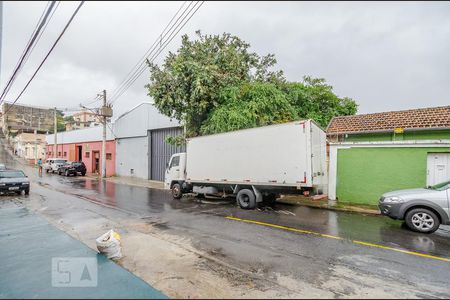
[
  {"x1": 429, "y1": 180, "x2": 450, "y2": 191},
  {"x1": 170, "y1": 156, "x2": 180, "y2": 168},
  {"x1": 0, "y1": 171, "x2": 26, "y2": 178}
]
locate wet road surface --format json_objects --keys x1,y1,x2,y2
[
  {"x1": 34, "y1": 171, "x2": 450, "y2": 259},
  {"x1": 2, "y1": 141, "x2": 450, "y2": 297}
]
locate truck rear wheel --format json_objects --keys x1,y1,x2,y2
[
  {"x1": 237, "y1": 189, "x2": 256, "y2": 209},
  {"x1": 172, "y1": 183, "x2": 183, "y2": 199}
]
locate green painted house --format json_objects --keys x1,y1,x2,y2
[{"x1": 327, "y1": 105, "x2": 450, "y2": 206}]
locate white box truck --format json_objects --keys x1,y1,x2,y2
[{"x1": 164, "y1": 120, "x2": 327, "y2": 209}]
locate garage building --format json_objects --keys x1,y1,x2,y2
[
  {"x1": 327, "y1": 105, "x2": 450, "y2": 205},
  {"x1": 114, "y1": 102, "x2": 184, "y2": 181}
]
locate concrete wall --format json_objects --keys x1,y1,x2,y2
[
  {"x1": 116, "y1": 136, "x2": 148, "y2": 179},
  {"x1": 328, "y1": 141, "x2": 450, "y2": 205},
  {"x1": 114, "y1": 102, "x2": 179, "y2": 139}
]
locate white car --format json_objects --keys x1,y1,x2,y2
[{"x1": 43, "y1": 158, "x2": 68, "y2": 173}]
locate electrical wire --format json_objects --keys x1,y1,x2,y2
[
  {"x1": 3, "y1": 1, "x2": 85, "y2": 116},
  {"x1": 109, "y1": 1, "x2": 195, "y2": 103},
  {"x1": 0, "y1": 1, "x2": 57, "y2": 104},
  {"x1": 80, "y1": 104, "x2": 117, "y2": 138},
  {"x1": 109, "y1": 1, "x2": 189, "y2": 101},
  {"x1": 80, "y1": 94, "x2": 102, "y2": 106},
  {"x1": 109, "y1": 1, "x2": 202, "y2": 104},
  {"x1": 109, "y1": 1, "x2": 204, "y2": 104},
  {"x1": 24, "y1": 1, "x2": 61, "y2": 67}
]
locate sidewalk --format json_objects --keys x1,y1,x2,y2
[
  {"x1": 98, "y1": 175, "x2": 165, "y2": 190},
  {"x1": 0, "y1": 206, "x2": 167, "y2": 299},
  {"x1": 278, "y1": 195, "x2": 380, "y2": 215}
]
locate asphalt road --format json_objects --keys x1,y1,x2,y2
[{"x1": 2, "y1": 142, "x2": 450, "y2": 298}]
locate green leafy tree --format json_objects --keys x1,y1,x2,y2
[
  {"x1": 64, "y1": 115, "x2": 75, "y2": 123},
  {"x1": 146, "y1": 30, "x2": 284, "y2": 137},
  {"x1": 147, "y1": 31, "x2": 358, "y2": 138},
  {"x1": 200, "y1": 82, "x2": 297, "y2": 135},
  {"x1": 55, "y1": 111, "x2": 66, "y2": 132},
  {"x1": 282, "y1": 76, "x2": 358, "y2": 128}
]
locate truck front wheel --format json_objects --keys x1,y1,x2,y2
[
  {"x1": 172, "y1": 183, "x2": 183, "y2": 199},
  {"x1": 237, "y1": 189, "x2": 256, "y2": 209}
]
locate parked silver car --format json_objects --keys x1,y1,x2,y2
[
  {"x1": 43, "y1": 158, "x2": 68, "y2": 173},
  {"x1": 379, "y1": 180, "x2": 450, "y2": 233}
]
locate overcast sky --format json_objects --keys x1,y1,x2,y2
[{"x1": 2, "y1": 1, "x2": 449, "y2": 119}]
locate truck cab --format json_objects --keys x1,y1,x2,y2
[{"x1": 164, "y1": 153, "x2": 187, "y2": 191}]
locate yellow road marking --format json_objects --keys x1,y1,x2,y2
[{"x1": 225, "y1": 216, "x2": 450, "y2": 263}]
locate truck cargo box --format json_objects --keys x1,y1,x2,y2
[{"x1": 185, "y1": 120, "x2": 327, "y2": 191}]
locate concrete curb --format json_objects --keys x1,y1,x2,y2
[{"x1": 277, "y1": 198, "x2": 380, "y2": 215}]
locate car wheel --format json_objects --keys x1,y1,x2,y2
[
  {"x1": 46, "y1": 169, "x2": 49, "y2": 173},
  {"x1": 172, "y1": 183, "x2": 183, "y2": 199},
  {"x1": 25, "y1": 189, "x2": 29, "y2": 195},
  {"x1": 65, "y1": 170, "x2": 69, "y2": 177},
  {"x1": 405, "y1": 208, "x2": 440, "y2": 234},
  {"x1": 81, "y1": 172, "x2": 86, "y2": 176},
  {"x1": 236, "y1": 189, "x2": 256, "y2": 209}
]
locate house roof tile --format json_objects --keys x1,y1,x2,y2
[{"x1": 327, "y1": 105, "x2": 450, "y2": 134}]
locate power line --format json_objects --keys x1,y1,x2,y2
[
  {"x1": 0, "y1": 1, "x2": 57, "y2": 104},
  {"x1": 80, "y1": 104, "x2": 116, "y2": 138},
  {"x1": 109, "y1": 1, "x2": 189, "y2": 101},
  {"x1": 3, "y1": 1, "x2": 85, "y2": 116},
  {"x1": 24, "y1": 2, "x2": 61, "y2": 68},
  {"x1": 111, "y1": 2, "x2": 204, "y2": 104},
  {"x1": 109, "y1": 1, "x2": 195, "y2": 103},
  {"x1": 109, "y1": 1, "x2": 204, "y2": 104},
  {"x1": 110, "y1": 1, "x2": 203, "y2": 104},
  {"x1": 80, "y1": 94, "x2": 101, "y2": 106},
  {"x1": 5, "y1": 1, "x2": 51, "y2": 87}
]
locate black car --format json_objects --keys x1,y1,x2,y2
[
  {"x1": 0, "y1": 170, "x2": 30, "y2": 195},
  {"x1": 57, "y1": 161, "x2": 87, "y2": 176}
]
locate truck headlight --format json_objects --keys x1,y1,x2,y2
[
  {"x1": 22, "y1": 182, "x2": 29, "y2": 185},
  {"x1": 0, "y1": 183, "x2": 5, "y2": 186},
  {"x1": 383, "y1": 196, "x2": 404, "y2": 203}
]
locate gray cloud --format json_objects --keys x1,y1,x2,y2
[{"x1": 2, "y1": 1, "x2": 449, "y2": 118}]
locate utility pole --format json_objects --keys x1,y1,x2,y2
[
  {"x1": 99, "y1": 90, "x2": 113, "y2": 178},
  {"x1": 101, "y1": 90, "x2": 106, "y2": 178},
  {"x1": 34, "y1": 129, "x2": 37, "y2": 165},
  {"x1": 54, "y1": 107, "x2": 57, "y2": 157}
]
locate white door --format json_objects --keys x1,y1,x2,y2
[{"x1": 427, "y1": 153, "x2": 450, "y2": 186}]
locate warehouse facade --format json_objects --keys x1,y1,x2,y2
[
  {"x1": 114, "y1": 102, "x2": 184, "y2": 181},
  {"x1": 327, "y1": 106, "x2": 450, "y2": 205}
]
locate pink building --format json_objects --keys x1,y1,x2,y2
[{"x1": 46, "y1": 126, "x2": 115, "y2": 177}]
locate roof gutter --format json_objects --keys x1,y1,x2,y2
[{"x1": 327, "y1": 126, "x2": 450, "y2": 135}]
